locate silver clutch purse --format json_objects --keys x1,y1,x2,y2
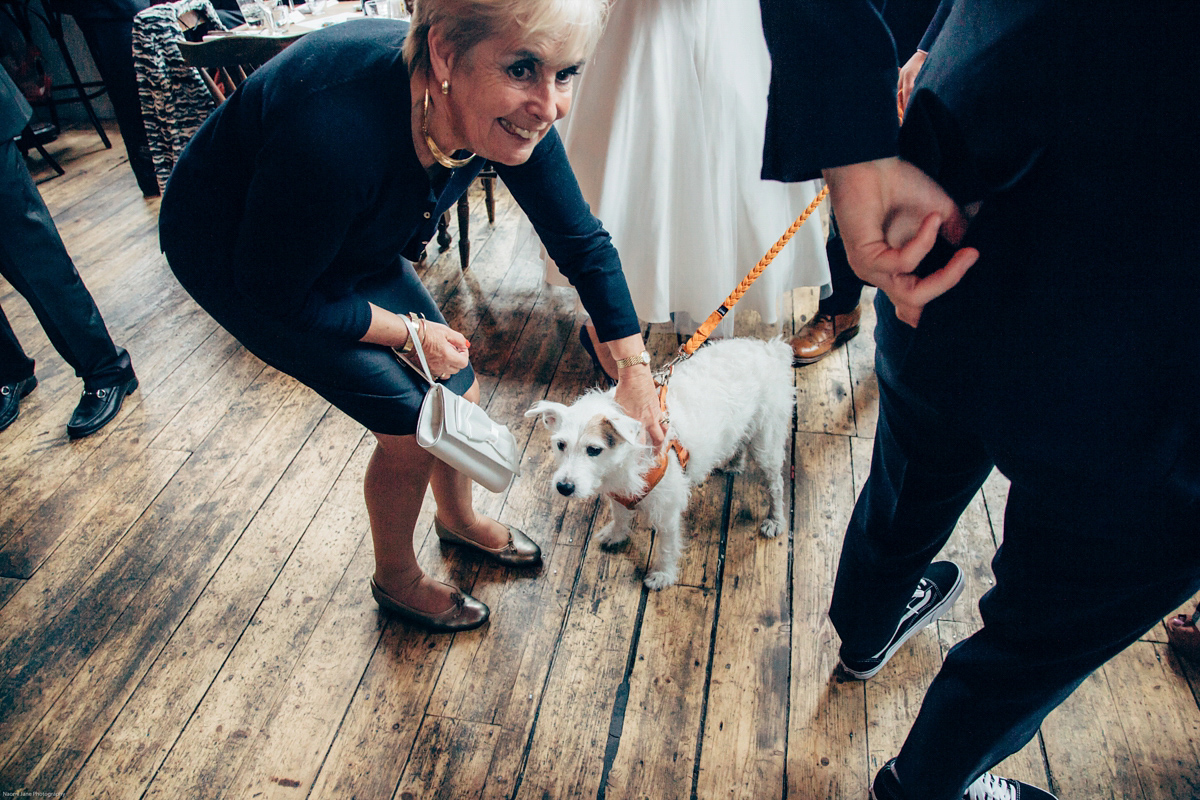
[{"x1": 396, "y1": 315, "x2": 520, "y2": 493}]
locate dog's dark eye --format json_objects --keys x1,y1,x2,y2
[
  {"x1": 556, "y1": 440, "x2": 566, "y2": 451},
  {"x1": 586, "y1": 445, "x2": 603, "y2": 457}
]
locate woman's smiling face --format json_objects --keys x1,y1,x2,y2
[{"x1": 437, "y1": 34, "x2": 582, "y2": 166}]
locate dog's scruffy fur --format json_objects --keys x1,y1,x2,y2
[{"x1": 527, "y1": 337, "x2": 795, "y2": 589}]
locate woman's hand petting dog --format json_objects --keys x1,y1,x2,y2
[{"x1": 614, "y1": 365, "x2": 666, "y2": 450}]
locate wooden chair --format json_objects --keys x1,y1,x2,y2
[
  {"x1": 451, "y1": 164, "x2": 496, "y2": 270},
  {"x1": 0, "y1": 0, "x2": 112, "y2": 151},
  {"x1": 175, "y1": 32, "x2": 296, "y2": 104}
]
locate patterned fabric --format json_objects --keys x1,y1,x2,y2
[{"x1": 132, "y1": 1, "x2": 225, "y2": 192}]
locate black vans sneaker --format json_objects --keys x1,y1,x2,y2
[
  {"x1": 871, "y1": 759, "x2": 1058, "y2": 800},
  {"x1": 839, "y1": 561, "x2": 964, "y2": 680}
]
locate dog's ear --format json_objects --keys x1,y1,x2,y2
[
  {"x1": 525, "y1": 400, "x2": 568, "y2": 431},
  {"x1": 604, "y1": 413, "x2": 644, "y2": 446}
]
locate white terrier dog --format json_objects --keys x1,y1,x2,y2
[{"x1": 526, "y1": 337, "x2": 795, "y2": 589}]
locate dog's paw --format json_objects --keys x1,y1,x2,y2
[
  {"x1": 595, "y1": 523, "x2": 629, "y2": 549},
  {"x1": 759, "y1": 518, "x2": 784, "y2": 538},
  {"x1": 719, "y1": 450, "x2": 747, "y2": 474},
  {"x1": 643, "y1": 569, "x2": 678, "y2": 590}
]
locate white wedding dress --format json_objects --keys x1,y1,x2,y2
[{"x1": 545, "y1": 0, "x2": 829, "y2": 335}]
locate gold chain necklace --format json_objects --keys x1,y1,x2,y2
[{"x1": 422, "y1": 88, "x2": 475, "y2": 169}]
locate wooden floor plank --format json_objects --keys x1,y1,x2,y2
[
  {"x1": 472, "y1": 543, "x2": 588, "y2": 800},
  {"x1": 695, "y1": 467, "x2": 791, "y2": 799},
  {"x1": 396, "y1": 716, "x2": 502, "y2": 800},
  {"x1": 0, "y1": 445, "x2": 186, "y2": 628},
  {"x1": 71, "y1": 414, "x2": 367, "y2": 798},
  {"x1": 222, "y1": 506, "x2": 380, "y2": 799},
  {"x1": 606, "y1": 586, "x2": 715, "y2": 799},
  {"x1": 0, "y1": 376, "x2": 325, "y2": 792},
  {"x1": 787, "y1": 431, "x2": 867, "y2": 800},
  {"x1": 1039, "y1": 655, "x2": 1143, "y2": 799},
  {"x1": 794, "y1": 347, "x2": 856, "y2": 437},
  {"x1": 514, "y1": 526, "x2": 644, "y2": 800},
  {"x1": 305, "y1": 619, "x2": 453, "y2": 800},
  {"x1": 1091, "y1": 643, "x2": 1200, "y2": 800},
  {"x1": 0, "y1": 416, "x2": 179, "y2": 578},
  {"x1": 933, "y1": 488, "x2": 994, "y2": 633}
]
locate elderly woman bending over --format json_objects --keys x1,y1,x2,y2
[{"x1": 158, "y1": 0, "x2": 663, "y2": 632}]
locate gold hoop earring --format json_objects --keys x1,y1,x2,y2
[
  {"x1": 440, "y1": 80, "x2": 450, "y2": 95},
  {"x1": 422, "y1": 88, "x2": 475, "y2": 169}
]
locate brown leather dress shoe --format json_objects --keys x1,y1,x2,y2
[
  {"x1": 435, "y1": 518, "x2": 542, "y2": 566},
  {"x1": 370, "y1": 578, "x2": 489, "y2": 633},
  {"x1": 790, "y1": 306, "x2": 862, "y2": 366}
]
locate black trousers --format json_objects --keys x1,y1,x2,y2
[
  {"x1": 829, "y1": 291, "x2": 1200, "y2": 800},
  {"x1": 0, "y1": 139, "x2": 131, "y2": 388},
  {"x1": 817, "y1": 221, "x2": 866, "y2": 317},
  {"x1": 72, "y1": 15, "x2": 159, "y2": 197}
]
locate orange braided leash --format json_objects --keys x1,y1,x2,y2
[{"x1": 680, "y1": 184, "x2": 830, "y2": 357}]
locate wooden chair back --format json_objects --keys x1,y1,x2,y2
[{"x1": 175, "y1": 29, "x2": 297, "y2": 104}]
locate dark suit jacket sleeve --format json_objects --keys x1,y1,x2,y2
[
  {"x1": 917, "y1": 0, "x2": 953, "y2": 52},
  {"x1": 900, "y1": 1, "x2": 1055, "y2": 204},
  {"x1": 497, "y1": 128, "x2": 641, "y2": 344},
  {"x1": 759, "y1": 0, "x2": 900, "y2": 182}
]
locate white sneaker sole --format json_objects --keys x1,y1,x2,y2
[{"x1": 840, "y1": 568, "x2": 965, "y2": 680}]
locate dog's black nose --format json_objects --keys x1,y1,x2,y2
[{"x1": 556, "y1": 481, "x2": 575, "y2": 497}]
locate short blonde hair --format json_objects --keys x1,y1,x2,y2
[{"x1": 404, "y1": 0, "x2": 609, "y2": 75}]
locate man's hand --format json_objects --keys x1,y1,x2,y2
[
  {"x1": 897, "y1": 50, "x2": 928, "y2": 119},
  {"x1": 823, "y1": 157, "x2": 978, "y2": 327}
]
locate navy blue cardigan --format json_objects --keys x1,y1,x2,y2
[{"x1": 159, "y1": 20, "x2": 640, "y2": 344}]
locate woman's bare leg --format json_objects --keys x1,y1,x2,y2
[
  {"x1": 427, "y1": 378, "x2": 510, "y2": 548},
  {"x1": 366, "y1": 431, "x2": 459, "y2": 612}
]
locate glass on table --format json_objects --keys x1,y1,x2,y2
[
  {"x1": 235, "y1": 0, "x2": 284, "y2": 32},
  {"x1": 235, "y1": 0, "x2": 273, "y2": 32},
  {"x1": 363, "y1": 0, "x2": 409, "y2": 18},
  {"x1": 306, "y1": 0, "x2": 330, "y2": 13},
  {"x1": 269, "y1": 0, "x2": 293, "y2": 31}
]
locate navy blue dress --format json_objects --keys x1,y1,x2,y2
[{"x1": 160, "y1": 20, "x2": 639, "y2": 435}]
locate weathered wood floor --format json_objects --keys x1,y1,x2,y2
[{"x1": 1, "y1": 126, "x2": 1198, "y2": 799}]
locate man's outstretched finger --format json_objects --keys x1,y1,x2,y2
[{"x1": 909, "y1": 246, "x2": 979, "y2": 307}]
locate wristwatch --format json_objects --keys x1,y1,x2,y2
[{"x1": 614, "y1": 350, "x2": 651, "y2": 370}]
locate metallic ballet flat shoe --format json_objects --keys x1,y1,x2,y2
[
  {"x1": 370, "y1": 578, "x2": 489, "y2": 633},
  {"x1": 434, "y1": 517, "x2": 542, "y2": 566}
]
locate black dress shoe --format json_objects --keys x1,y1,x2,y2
[
  {"x1": 0, "y1": 376, "x2": 38, "y2": 433},
  {"x1": 67, "y1": 375, "x2": 138, "y2": 439}
]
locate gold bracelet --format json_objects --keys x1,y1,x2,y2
[{"x1": 399, "y1": 312, "x2": 426, "y2": 353}]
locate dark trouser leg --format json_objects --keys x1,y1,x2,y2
[
  {"x1": 817, "y1": 219, "x2": 867, "y2": 317},
  {"x1": 829, "y1": 293, "x2": 993, "y2": 658},
  {"x1": 0, "y1": 303, "x2": 35, "y2": 386},
  {"x1": 893, "y1": 481, "x2": 1200, "y2": 800},
  {"x1": 0, "y1": 140, "x2": 131, "y2": 389},
  {"x1": 74, "y1": 17, "x2": 159, "y2": 197}
]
